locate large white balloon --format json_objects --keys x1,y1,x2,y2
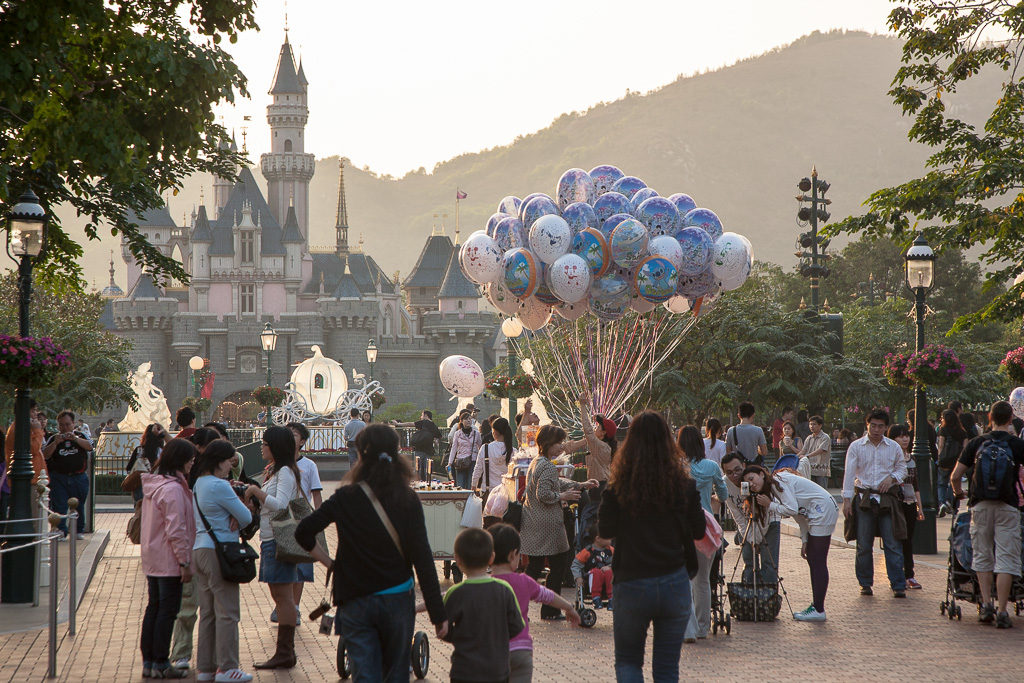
[
  {"x1": 548, "y1": 253, "x2": 592, "y2": 303},
  {"x1": 460, "y1": 232, "x2": 504, "y2": 285},
  {"x1": 486, "y1": 279, "x2": 521, "y2": 316},
  {"x1": 1011, "y1": 387, "x2": 1024, "y2": 418},
  {"x1": 648, "y1": 235, "x2": 684, "y2": 272},
  {"x1": 529, "y1": 214, "x2": 572, "y2": 264},
  {"x1": 517, "y1": 296, "x2": 552, "y2": 331},
  {"x1": 710, "y1": 232, "x2": 750, "y2": 284},
  {"x1": 439, "y1": 355, "x2": 485, "y2": 398}
]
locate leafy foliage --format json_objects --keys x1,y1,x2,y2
[
  {"x1": 252, "y1": 385, "x2": 286, "y2": 407},
  {"x1": 829, "y1": 1, "x2": 1024, "y2": 329},
  {"x1": 0, "y1": 0, "x2": 254, "y2": 290}
]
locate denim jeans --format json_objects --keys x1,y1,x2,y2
[
  {"x1": 613, "y1": 567, "x2": 692, "y2": 683},
  {"x1": 141, "y1": 576, "x2": 184, "y2": 666},
  {"x1": 937, "y1": 468, "x2": 957, "y2": 511},
  {"x1": 453, "y1": 468, "x2": 471, "y2": 490},
  {"x1": 339, "y1": 588, "x2": 415, "y2": 683},
  {"x1": 855, "y1": 502, "x2": 905, "y2": 591},
  {"x1": 50, "y1": 471, "x2": 88, "y2": 534},
  {"x1": 577, "y1": 482, "x2": 606, "y2": 551},
  {"x1": 740, "y1": 521, "x2": 780, "y2": 584}
]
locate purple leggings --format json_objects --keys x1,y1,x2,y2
[{"x1": 805, "y1": 534, "x2": 831, "y2": 613}]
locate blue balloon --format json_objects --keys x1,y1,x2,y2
[
  {"x1": 497, "y1": 196, "x2": 522, "y2": 217},
  {"x1": 571, "y1": 227, "x2": 610, "y2": 277},
  {"x1": 610, "y1": 218, "x2": 650, "y2": 269},
  {"x1": 668, "y1": 193, "x2": 697, "y2": 216},
  {"x1": 593, "y1": 191, "x2": 632, "y2": 223},
  {"x1": 486, "y1": 212, "x2": 510, "y2": 237},
  {"x1": 520, "y1": 196, "x2": 560, "y2": 231},
  {"x1": 600, "y1": 212, "x2": 632, "y2": 242},
  {"x1": 629, "y1": 187, "x2": 659, "y2": 213},
  {"x1": 561, "y1": 201, "x2": 599, "y2": 235},
  {"x1": 634, "y1": 255, "x2": 678, "y2": 304},
  {"x1": 589, "y1": 165, "x2": 625, "y2": 195},
  {"x1": 556, "y1": 169, "x2": 596, "y2": 210},
  {"x1": 683, "y1": 208, "x2": 724, "y2": 242},
  {"x1": 675, "y1": 227, "x2": 713, "y2": 275},
  {"x1": 676, "y1": 266, "x2": 717, "y2": 299},
  {"x1": 519, "y1": 193, "x2": 553, "y2": 221},
  {"x1": 634, "y1": 197, "x2": 681, "y2": 237},
  {"x1": 610, "y1": 176, "x2": 647, "y2": 201},
  {"x1": 492, "y1": 216, "x2": 526, "y2": 251}
]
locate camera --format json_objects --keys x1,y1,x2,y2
[
  {"x1": 231, "y1": 482, "x2": 248, "y2": 500},
  {"x1": 740, "y1": 481, "x2": 750, "y2": 499}
]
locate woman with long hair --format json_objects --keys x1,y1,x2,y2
[
  {"x1": 296, "y1": 424, "x2": 448, "y2": 681},
  {"x1": 778, "y1": 420, "x2": 802, "y2": 460},
  {"x1": 128, "y1": 423, "x2": 167, "y2": 502},
  {"x1": 447, "y1": 410, "x2": 481, "y2": 489},
  {"x1": 677, "y1": 425, "x2": 727, "y2": 643},
  {"x1": 599, "y1": 411, "x2": 706, "y2": 682},
  {"x1": 139, "y1": 439, "x2": 196, "y2": 679},
  {"x1": 936, "y1": 408, "x2": 968, "y2": 517},
  {"x1": 191, "y1": 440, "x2": 253, "y2": 682},
  {"x1": 742, "y1": 464, "x2": 838, "y2": 622},
  {"x1": 521, "y1": 425, "x2": 597, "y2": 620},
  {"x1": 243, "y1": 426, "x2": 302, "y2": 669},
  {"x1": 703, "y1": 418, "x2": 724, "y2": 464},
  {"x1": 472, "y1": 417, "x2": 515, "y2": 493},
  {"x1": 887, "y1": 424, "x2": 924, "y2": 589}
]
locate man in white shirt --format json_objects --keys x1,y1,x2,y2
[
  {"x1": 842, "y1": 409, "x2": 908, "y2": 597},
  {"x1": 722, "y1": 452, "x2": 780, "y2": 584}
]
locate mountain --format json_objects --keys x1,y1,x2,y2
[{"x1": 73, "y1": 30, "x2": 999, "y2": 290}]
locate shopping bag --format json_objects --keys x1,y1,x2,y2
[
  {"x1": 694, "y1": 508, "x2": 723, "y2": 558},
  {"x1": 460, "y1": 492, "x2": 483, "y2": 528}
]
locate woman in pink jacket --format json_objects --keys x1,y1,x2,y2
[{"x1": 139, "y1": 439, "x2": 197, "y2": 679}]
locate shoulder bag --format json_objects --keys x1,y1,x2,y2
[
  {"x1": 270, "y1": 471, "x2": 328, "y2": 564},
  {"x1": 453, "y1": 431, "x2": 478, "y2": 472},
  {"x1": 126, "y1": 499, "x2": 143, "y2": 544},
  {"x1": 358, "y1": 481, "x2": 404, "y2": 559},
  {"x1": 195, "y1": 488, "x2": 259, "y2": 584}
]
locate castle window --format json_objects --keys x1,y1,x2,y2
[
  {"x1": 314, "y1": 373, "x2": 324, "y2": 389},
  {"x1": 240, "y1": 284, "x2": 255, "y2": 314},
  {"x1": 284, "y1": 139, "x2": 293, "y2": 152},
  {"x1": 240, "y1": 231, "x2": 255, "y2": 263}
]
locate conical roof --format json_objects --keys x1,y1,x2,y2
[
  {"x1": 270, "y1": 37, "x2": 304, "y2": 94},
  {"x1": 437, "y1": 248, "x2": 479, "y2": 299},
  {"x1": 281, "y1": 204, "x2": 304, "y2": 243},
  {"x1": 403, "y1": 234, "x2": 454, "y2": 288},
  {"x1": 191, "y1": 205, "x2": 213, "y2": 242}
]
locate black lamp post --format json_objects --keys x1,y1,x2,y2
[
  {"x1": 795, "y1": 167, "x2": 832, "y2": 312},
  {"x1": 259, "y1": 322, "x2": 277, "y2": 427},
  {"x1": 906, "y1": 233, "x2": 937, "y2": 554},
  {"x1": 188, "y1": 355, "x2": 204, "y2": 398},
  {"x1": 2, "y1": 188, "x2": 47, "y2": 603},
  {"x1": 366, "y1": 339, "x2": 378, "y2": 382}
]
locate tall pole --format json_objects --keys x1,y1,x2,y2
[
  {"x1": 265, "y1": 349, "x2": 273, "y2": 428},
  {"x1": 809, "y1": 168, "x2": 820, "y2": 312},
  {"x1": 911, "y1": 285, "x2": 937, "y2": 553},
  {"x1": 2, "y1": 255, "x2": 37, "y2": 602}
]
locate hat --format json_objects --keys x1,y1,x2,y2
[{"x1": 598, "y1": 417, "x2": 617, "y2": 440}]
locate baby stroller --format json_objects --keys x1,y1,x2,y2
[
  {"x1": 710, "y1": 541, "x2": 731, "y2": 635},
  {"x1": 940, "y1": 509, "x2": 1024, "y2": 621},
  {"x1": 337, "y1": 628, "x2": 430, "y2": 680}
]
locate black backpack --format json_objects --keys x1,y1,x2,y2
[
  {"x1": 971, "y1": 435, "x2": 1017, "y2": 501},
  {"x1": 937, "y1": 437, "x2": 963, "y2": 470}
]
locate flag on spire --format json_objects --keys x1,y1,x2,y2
[{"x1": 456, "y1": 189, "x2": 467, "y2": 200}]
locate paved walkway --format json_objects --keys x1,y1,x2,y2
[{"x1": 1, "y1": 507, "x2": 1022, "y2": 681}]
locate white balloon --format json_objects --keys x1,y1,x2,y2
[
  {"x1": 548, "y1": 253, "x2": 592, "y2": 303},
  {"x1": 1011, "y1": 387, "x2": 1024, "y2": 418},
  {"x1": 517, "y1": 296, "x2": 553, "y2": 331},
  {"x1": 460, "y1": 233, "x2": 504, "y2": 285},
  {"x1": 554, "y1": 300, "x2": 588, "y2": 321},
  {"x1": 663, "y1": 295, "x2": 692, "y2": 314},
  {"x1": 486, "y1": 279, "x2": 521, "y2": 316},
  {"x1": 439, "y1": 355, "x2": 485, "y2": 398},
  {"x1": 710, "y1": 232, "x2": 750, "y2": 284},
  {"x1": 648, "y1": 235, "x2": 684, "y2": 272},
  {"x1": 529, "y1": 214, "x2": 572, "y2": 264}
]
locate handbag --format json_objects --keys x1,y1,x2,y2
[
  {"x1": 727, "y1": 581, "x2": 782, "y2": 622},
  {"x1": 695, "y1": 508, "x2": 724, "y2": 558},
  {"x1": 452, "y1": 430, "x2": 479, "y2": 471},
  {"x1": 502, "y1": 500, "x2": 523, "y2": 530},
  {"x1": 121, "y1": 469, "x2": 143, "y2": 492},
  {"x1": 195, "y1": 488, "x2": 259, "y2": 584},
  {"x1": 126, "y1": 499, "x2": 143, "y2": 544},
  {"x1": 270, "y1": 473, "x2": 327, "y2": 564}
]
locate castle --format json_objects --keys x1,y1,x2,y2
[{"x1": 102, "y1": 32, "x2": 500, "y2": 422}]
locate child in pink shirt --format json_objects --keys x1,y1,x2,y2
[{"x1": 489, "y1": 523, "x2": 579, "y2": 683}]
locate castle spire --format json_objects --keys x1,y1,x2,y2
[
  {"x1": 109, "y1": 250, "x2": 116, "y2": 287},
  {"x1": 336, "y1": 159, "x2": 349, "y2": 256}
]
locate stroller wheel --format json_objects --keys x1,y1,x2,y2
[
  {"x1": 725, "y1": 613, "x2": 731, "y2": 635},
  {"x1": 411, "y1": 631, "x2": 429, "y2": 679},
  {"x1": 580, "y1": 608, "x2": 597, "y2": 628},
  {"x1": 337, "y1": 636, "x2": 351, "y2": 679},
  {"x1": 954, "y1": 605, "x2": 962, "y2": 621},
  {"x1": 939, "y1": 602, "x2": 946, "y2": 615},
  {"x1": 712, "y1": 621, "x2": 718, "y2": 635}
]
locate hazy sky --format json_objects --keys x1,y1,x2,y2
[{"x1": 221, "y1": 0, "x2": 894, "y2": 176}]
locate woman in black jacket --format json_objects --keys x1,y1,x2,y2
[
  {"x1": 598, "y1": 411, "x2": 706, "y2": 683},
  {"x1": 296, "y1": 424, "x2": 447, "y2": 682}
]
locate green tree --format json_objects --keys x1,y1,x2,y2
[
  {"x1": 0, "y1": 276, "x2": 134, "y2": 416},
  {"x1": 0, "y1": 0, "x2": 254, "y2": 289},
  {"x1": 829, "y1": 1, "x2": 1024, "y2": 329}
]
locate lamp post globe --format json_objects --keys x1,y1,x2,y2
[
  {"x1": 188, "y1": 355, "x2": 204, "y2": 398},
  {"x1": 501, "y1": 317, "x2": 524, "y2": 339},
  {"x1": 2, "y1": 188, "x2": 48, "y2": 603},
  {"x1": 905, "y1": 232, "x2": 937, "y2": 554},
  {"x1": 366, "y1": 339, "x2": 378, "y2": 382}
]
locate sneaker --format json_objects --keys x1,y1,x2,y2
[
  {"x1": 860, "y1": 586, "x2": 873, "y2": 596},
  {"x1": 171, "y1": 659, "x2": 190, "y2": 671},
  {"x1": 215, "y1": 669, "x2": 254, "y2": 682},
  {"x1": 592, "y1": 596, "x2": 602, "y2": 609},
  {"x1": 606, "y1": 599, "x2": 613, "y2": 611},
  {"x1": 893, "y1": 589, "x2": 906, "y2": 598},
  {"x1": 142, "y1": 662, "x2": 153, "y2": 678},
  {"x1": 196, "y1": 673, "x2": 216, "y2": 682},
  {"x1": 76, "y1": 533, "x2": 86, "y2": 540},
  {"x1": 979, "y1": 603, "x2": 996, "y2": 623},
  {"x1": 684, "y1": 636, "x2": 696, "y2": 644},
  {"x1": 996, "y1": 611, "x2": 1013, "y2": 629},
  {"x1": 907, "y1": 578, "x2": 922, "y2": 589},
  {"x1": 270, "y1": 607, "x2": 278, "y2": 623},
  {"x1": 152, "y1": 665, "x2": 188, "y2": 679},
  {"x1": 937, "y1": 503, "x2": 948, "y2": 518},
  {"x1": 794, "y1": 605, "x2": 827, "y2": 622}
]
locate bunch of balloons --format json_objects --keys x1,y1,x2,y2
[{"x1": 459, "y1": 165, "x2": 754, "y2": 332}]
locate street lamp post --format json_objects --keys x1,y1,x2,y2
[
  {"x1": 500, "y1": 317, "x2": 524, "y2": 435},
  {"x1": 188, "y1": 355, "x2": 204, "y2": 399},
  {"x1": 906, "y1": 233, "x2": 937, "y2": 554},
  {"x1": 2, "y1": 189, "x2": 48, "y2": 603},
  {"x1": 366, "y1": 339, "x2": 378, "y2": 382},
  {"x1": 259, "y1": 323, "x2": 278, "y2": 427}
]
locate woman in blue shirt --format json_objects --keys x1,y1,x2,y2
[
  {"x1": 677, "y1": 425, "x2": 727, "y2": 643},
  {"x1": 191, "y1": 440, "x2": 253, "y2": 683}
]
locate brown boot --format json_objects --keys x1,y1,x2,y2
[{"x1": 254, "y1": 624, "x2": 296, "y2": 669}]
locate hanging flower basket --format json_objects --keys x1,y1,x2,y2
[
  {"x1": 181, "y1": 396, "x2": 212, "y2": 414},
  {"x1": 371, "y1": 389, "x2": 386, "y2": 410},
  {"x1": 1000, "y1": 347, "x2": 1024, "y2": 384},
  {"x1": 252, "y1": 385, "x2": 286, "y2": 407},
  {"x1": 882, "y1": 351, "x2": 914, "y2": 388},
  {"x1": 904, "y1": 344, "x2": 965, "y2": 387},
  {"x1": 485, "y1": 368, "x2": 540, "y2": 399},
  {"x1": 0, "y1": 334, "x2": 71, "y2": 388}
]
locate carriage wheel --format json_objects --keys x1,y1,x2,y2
[
  {"x1": 411, "y1": 631, "x2": 429, "y2": 679},
  {"x1": 337, "y1": 637, "x2": 351, "y2": 679}
]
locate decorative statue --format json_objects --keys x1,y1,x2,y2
[{"x1": 118, "y1": 361, "x2": 173, "y2": 432}]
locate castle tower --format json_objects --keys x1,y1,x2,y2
[
  {"x1": 335, "y1": 159, "x2": 350, "y2": 257},
  {"x1": 212, "y1": 135, "x2": 237, "y2": 218},
  {"x1": 260, "y1": 32, "x2": 315, "y2": 238}
]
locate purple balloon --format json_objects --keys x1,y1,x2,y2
[
  {"x1": 561, "y1": 201, "x2": 599, "y2": 236},
  {"x1": 556, "y1": 168, "x2": 596, "y2": 210},
  {"x1": 492, "y1": 216, "x2": 526, "y2": 251},
  {"x1": 634, "y1": 197, "x2": 680, "y2": 237},
  {"x1": 675, "y1": 227, "x2": 713, "y2": 275},
  {"x1": 683, "y1": 208, "x2": 724, "y2": 242},
  {"x1": 519, "y1": 193, "x2": 553, "y2": 221},
  {"x1": 593, "y1": 191, "x2": 632, "y2": 223},
  {"x1": 589, "y1": 165, "x2": 625, "y2": 195},
  {"x1": 668, "y1": 193, "x2": 697, "y2": 216},
  {"x1": 520, "y1": 196, "x2": 560, "y2": 231},
  {"x1": 611, "y1": 176, "x2": 647, "y2": 201},
  {"x1": 497, "y1": 196, "x2": 522, "y2": 217},
  {"x1": 486, "y1": 212, "x2": 510, "y2": 237},
  {"x1": 600, "y1": 212, "x2": 633, "y2": 242},
  {"x1": 629, "y1": 187, "x2": 659, "y2": 213}
]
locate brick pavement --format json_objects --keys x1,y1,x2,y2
[{"x1": 1, "y1": 511, "x2": 1022, "y2": 682}]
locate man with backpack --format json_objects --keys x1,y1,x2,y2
[
  {"x1": 950, "y1": 400, "x2": 1024, "y2": 629},
  {"x1": 725, "y1": 401, "x2": 768, "y2": 465}
]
